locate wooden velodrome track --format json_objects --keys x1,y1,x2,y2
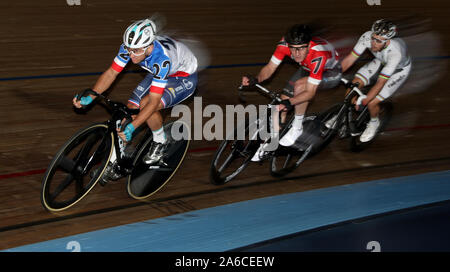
[{"x1": 0, "y1": 0, "x2": 449, "y2": 250}]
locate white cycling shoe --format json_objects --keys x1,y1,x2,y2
[
  {"x1": 251, "y1": 143, "x2": 271, "y2": 162},
  {"x1": 279, "y1": 127, "x2": 303, "y2": 147},
  {"x1": 360, "y1": 118, "x2": 380, "y2": 143}
]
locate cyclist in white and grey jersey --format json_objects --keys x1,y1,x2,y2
[{"x1": 340, "y1": 19, "x2": 411, "y2": 142}]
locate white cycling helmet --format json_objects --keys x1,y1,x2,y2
[
  {"x1": 371, "y1": 19, "x2": 397, "y2": 39},
  {"x1": 123, "y1": 19, "x2": 157, "y2": 49}
]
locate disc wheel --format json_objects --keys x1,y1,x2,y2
[{"x1": 41, "y1": 123, "x2": 113, "y2": 212}]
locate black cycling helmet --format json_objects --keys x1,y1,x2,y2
[{"x1": 284, "y1": 24, "x2": 312, "y2": 45}]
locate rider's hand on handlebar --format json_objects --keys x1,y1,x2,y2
[
  {"x1": 73, "y1": 90, "x2": 96, "y2": 108},
  {"x1": 241, "y1": 75, "x2": 258, "y2": 87},
  {"x1": 73, "y1": 95, "x2": 83, "y2": 108},
  {"x1": 354, "y1": 95, "x2": 368, "y2": 111},
  {"x1": 277, "y1": 99, "x2": 294, "y2": 112},
  {"x1": 118, "y1": 123, "x2": 135, "y2": 143}
]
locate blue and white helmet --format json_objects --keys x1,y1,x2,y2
[{"x1": 123, "y1": 19, "x2": 157, "y2": 49}]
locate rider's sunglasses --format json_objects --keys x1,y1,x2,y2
[
  {"x1": 371, "y1": 36, "x2": 387, "y2": 44},
  {"x1": 124, "y1": 46, "x2": 149, "y2": 56},
  {"x1": 288, "y1": 45, "x2": 308, "y2": 52}
]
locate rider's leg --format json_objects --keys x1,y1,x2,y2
[
  {"x1": 367, "y1": 98, "x2": 381, "y2": 118},
  {"x1": 360, "y1": 97, "x2": 382, "y2": 142},
  {"x1": 139, "y1": 94, "x2": 166, "y2": 143},
  {"x1": 281, "y1": 68, "x2": 308, "y2": 124},
  {"x1": 352, "y1": 76, "x2": 366, "y2": 87},
  {"x1": 143, "y1": 73, "x2": 198, "y2": 165},
  {"x1": 293, "y1": 77, "x2": 309, "y2": 121},
  {"x1": 279, "y1": 77, "x2": 309, "y2": 147},
  {"x1": 140, "y1": 94, "x2": 170, "y2": 165},
  {"x1": 342, "y1": 59, "x2": 380, "y2": 114},
  {"x1": 360, "y1": 63, "x2": 411, "y2": 143}
]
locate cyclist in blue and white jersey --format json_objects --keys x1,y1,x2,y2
[{"x1": 73, "y1": 18, "x2": 198, "y2": 182}]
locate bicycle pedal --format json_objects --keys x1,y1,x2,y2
[
  {"x1": 148, "y1": 165, "x2": 173, "y2": 171},
  {"x1": 147, "y1": 159, "x2": 172, "y2": 170},
  {"x1": 295, "y1": 144, "x2": 313, "y2": 155},
  {"x1": 251, "y1": 151, "x2": 273, "y2": 163},
  {"x1": 260, "y1": 152, "x2": 273, "y2": 161},
  {"x1": 99, "y1": 177, "x2": 109, "y2": 187}
]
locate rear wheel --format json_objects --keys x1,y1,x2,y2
[
  {"x1": 127, "y1": 121, "x2": 190, "y2": 199},
  {"x1": 41, "y1": 123, "x2": 113, "y2": 212},
  {"x1": 269, "y1": 104, "x2": 345, "y2": 177},
  {"x1": 270, "y1": 114, "x2": 316, "y2": 177}
]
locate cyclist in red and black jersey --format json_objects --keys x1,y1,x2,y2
[{"x1": 242, "y1": 24, "x2": 342, "y2": 161}]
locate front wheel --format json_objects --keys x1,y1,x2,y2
[
  {"x1": 41, "y1": 123, "x2": 114, "y2": 212},
  {"x1": 210, "y1": 119, "x2": 260, "y2": 185}
]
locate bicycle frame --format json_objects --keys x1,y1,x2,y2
[
  {"x1": 238, "y1": 84, "x2": 284, "y2": 147},
  {"x1": 107, "y1": 101, "x2": 154, "y2": 176},
  {"x1": 328, "y1": 78, "x2": 370, "y2": 136},
  {"x1": 76, "y1": 89, "x2": 149, "y2": 176}
]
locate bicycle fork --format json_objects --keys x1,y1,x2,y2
[
  {"x1": 347, "y1": 106, "x2": 369, "y2": 136},
  {"x1": 106, "y1": 117, "x2": 134, "y2": 176},
  {"x1": 255, "y1": 104, "x2": 281, "y2": 152}
]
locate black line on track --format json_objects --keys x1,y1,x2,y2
[{"x1": 1, "y1": 155, "x2": 450, "y2": 234}]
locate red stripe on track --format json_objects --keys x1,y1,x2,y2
[
  {"x1": 0, "y1": 146, "x2": 219, "y2": 181},
  {"x1": 0, "y1": 169, "x2": 46, "y2": 180}
]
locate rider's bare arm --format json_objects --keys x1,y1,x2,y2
[
  {"x1": 257, "y1": 61, "x2": 278, "y2": 83},
  {"x1": 341, "y1": 52, "x2": 359, "y2": 74},
  {"x1": 93, "y1": 66, "x2": 120, "y2": 94},
  {"x1": 73, "y1": 67, "x2": 120, "y2": 108},
  {"x1": 242, "y1": 61, "x2": 278, "y2": 85}
]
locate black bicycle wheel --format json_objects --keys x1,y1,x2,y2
[
  {"x1": 127, "y1": 121, "x2": 190, "y2": 199},
  {"x1": 270, "y1": 103, "x2": 346, "y2": 177},
  {"x1": 350, "y1": 102, "x2": 393, "y2": 152},
  {"x1": 41, "y1": 123, "x2": 114, "y2": 212},
  {"x1": 317, "y1": 103, "x2": 343, "y2": 141},
  {"x1": 210, "y1": 118, "x2": 261, "y2": 185},
  {"x1": 270, "y1": 114, "x2": 319, "y2": 177}
]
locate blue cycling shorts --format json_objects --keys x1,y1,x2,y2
[{"x1": 128, "y1": 73, "x2": 198, "y2": 109}]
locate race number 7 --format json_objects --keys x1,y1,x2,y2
[{"x1": 311, "y1": 56, "x2": 323, "y2": 74}]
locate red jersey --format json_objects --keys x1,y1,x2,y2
[{"x1": 270, "y1": 36, "x2": 339, "y2": 85}]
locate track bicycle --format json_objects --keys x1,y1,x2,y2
[
  {"x1": 209, "y1": 83, "x2": 337, "y2": 184},
  {"x1": 320, "y1": 78, "x2": 393, "y2": 152},
  {"x1": 41, "y1": 89, "x2": 190, "y2": 212}
]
